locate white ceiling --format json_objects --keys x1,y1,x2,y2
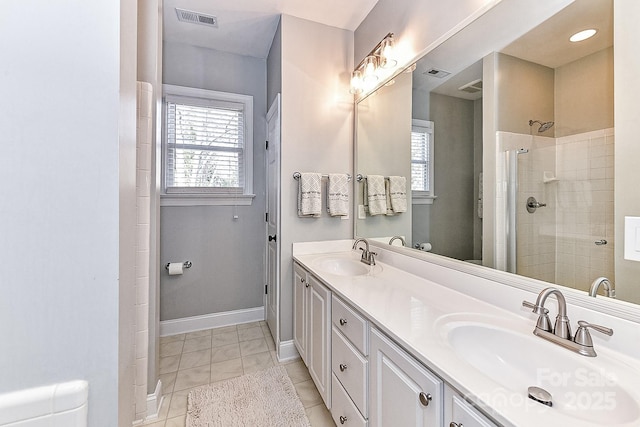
[
  {"x1": 413, "y1": 0, "x2": 612, "y2": 101},
  {"x1": 163, "y1": 0, "x2": 380, "y2": 59}
]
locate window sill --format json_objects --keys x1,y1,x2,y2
[
  {"x1": 412, "y1": 194, "x2": 437, "y2": 205},
  {"x1": 161, "y1": 194, "x2": 255, "y2": 207}
]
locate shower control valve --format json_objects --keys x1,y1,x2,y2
[{"x1": 526, "y1": 196, "x2": 547, "y2": 213}]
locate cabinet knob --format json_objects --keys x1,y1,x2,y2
[
  {"x1": 419, "y1": 392, "x2": 432, "y2": 406},
  {"x1": 300, "y1": 277, "x2": 305, "y2": 283},
  {"x1": 449, "y1": 423, "x2": 463, "y2": 427},
  {"x1": 339, "y1": 318, "x2": 348, "y2": 326},
  {"x1": 339, "y1": 363, "x2": 348, "y2": 372},
  {"x1": 305, "y1": 282, "x2": 310, "y2": 288},
  {"x1": 339, "y1": 415, "x2": 348, "y2": 424}
]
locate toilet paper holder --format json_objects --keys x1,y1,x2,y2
[{"x1": 165, "y1": 261, "x2": 192, "y2": 270}]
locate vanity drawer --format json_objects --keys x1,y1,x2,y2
[
  {"x1": 332, "y1": 295, "x2": 368, "y2": 355},
  {"x1": 332, "y1": 374, "x2": 367, "y2": 427},
  {"x1": 332, "y1": 326, "x2": 368, "y2": 417}
]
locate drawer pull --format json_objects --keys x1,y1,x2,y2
[
  {"x1": 339, "y1": 363, "x2": 348, "y2": 372},
  {"x1": 339, "y1": 415, "x2": 348, "y2": 424},
  {"x1": 450, "y1": 423, "x2": 463, "y2": 427},
  {"x1": 419, "y1": 392, "x2": 432, "y2": 407},
  {"x1": 339, "y1": 318, "x2": 348, "y2": 326}
]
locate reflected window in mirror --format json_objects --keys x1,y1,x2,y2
[{"x1": 411, "y1": 119, "x2": 435, "y2": 205}]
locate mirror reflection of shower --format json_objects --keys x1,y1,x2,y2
[{"x1": 528, "y1": 119, "x2": 554, "y2": 133}]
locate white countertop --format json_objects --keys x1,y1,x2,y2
[{"x1": 293, "y1": 241, "x2": 640, "y2": 427}]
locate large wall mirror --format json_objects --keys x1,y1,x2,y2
[{"x1": 354, "y1": 0, "x2": 640, "y2": 306}]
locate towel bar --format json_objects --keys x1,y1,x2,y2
[{"x1": 293, "y1": 172, "x2": 351, "y2": 181}]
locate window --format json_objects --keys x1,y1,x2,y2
[
  {"x1": 162, "y1": 85, "x2": 254, "y2": 206},
  {"x1": 411, "y1": 119, "x2": 435, "y2": 204}
]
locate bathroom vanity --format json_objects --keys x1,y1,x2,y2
[{"x1": 292, "y1": 240, "x2": 640, "y2": 427}]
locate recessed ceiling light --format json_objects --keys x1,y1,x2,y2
[{"x1": 569, "y1": 29, "x2": 597, "y2": 43}]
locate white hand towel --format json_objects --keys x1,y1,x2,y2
[
  {"x1": 327, "y1": 173, "x2": 349, "y2": 217},
  {"x1": 385, "y1": 178, "x2": 395, "y2": 216},
  {"x1": 367, "y1": 175, "x2": 387, "y2": 216},
  {"x1": 298, "y1": 173, "x2": 322, "y2": 217},
  {"x1": 388, "y1": 176, "x2": 407, "y2": 213}
]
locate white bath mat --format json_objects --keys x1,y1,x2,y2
[{"x1": 186, "y1": 365, "x2": 311, "y2": 427}]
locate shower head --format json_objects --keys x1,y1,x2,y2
[{"x1": 529, "y1": 119, "x2": 554, "y2": 133}]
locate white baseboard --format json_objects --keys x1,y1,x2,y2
[
  {"x1": 277, "y1": 340, "x2": 300, "y2": 362},
  {"x1": 160, "y1": 306, "x2": 265, "y2": 336},
  {"x1": 146, "y1": 380, "x2": 163, "y2": 419},
  {"x1": 132, "y1": 380, "x2": 163, "y2": 425}
]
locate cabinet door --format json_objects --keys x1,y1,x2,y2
[
  {"x1": 445, "y1": 385, "x2": 498, "y2": 427},
  {"x1": 369, "y1": 328, "x2": 442, "y2": 427},
  {"x1": 308, "y1": 274, "x2": 332, "y2": 407},
  {"x1": 293, "y1": 263, "x2": 308, "y2": 364}
]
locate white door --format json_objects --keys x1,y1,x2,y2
[{"x1": 265, "y1": 94, "x2": 281, "y2": 349}]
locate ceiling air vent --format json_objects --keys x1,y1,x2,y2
[
  {"x1": 424, "y1": 68, "x2": 451, "y2": 78},
  {"x1": 458, "y1": 79, "x2": 483, "y2": 94},
  {"x1": 175, "y1": 8, "x2": 218, "y2": 28}
]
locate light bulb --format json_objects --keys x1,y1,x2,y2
[
  {"x1": 363, "y1": 56, "x2": 379, "y2": 83},
  {"x1": 350, "y1": 70, "x2": 363, "y2": 94},
  {"x1": 379, "y1": 36, "x2": 397, "y2": 69}
]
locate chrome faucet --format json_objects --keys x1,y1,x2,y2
[
  {"x1": 388, "y1": 236, "x2": 406, "y2": 246},
  {"x1": 533, "y1": 287, "x2": 572, "y2": 339},
  {"x1": 352, "y1": 238, "x2": 376, "y2": 265},
  {"x1": 523, "y1": 287, "x2": 613, "y2": 357},
  {"x1": 589, "y1": 277, "x2": 616, "y2": 298}
]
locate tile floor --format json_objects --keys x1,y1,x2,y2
[{"x1": 142, "y1": 321, "x2": 335, "y2": 427}]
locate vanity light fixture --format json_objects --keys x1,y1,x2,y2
[
  {"x1": 363, "y1": 55, "x2": 379, "y2": 84},
  {"x1": 569, "y1": 28, "x2": 597, "y2": 42},
  {"x1": 350, "y1": 33, "x2": 398, "y2": 94}
]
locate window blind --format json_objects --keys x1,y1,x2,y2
[
  {"x1": 166, "y1": 101, "x2": 245, "y2": 191},
  {"x1": 411, "y1": 130, "x2": 430, "y2": 192}
]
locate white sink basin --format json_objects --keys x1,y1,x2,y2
[
  {"x1": 312, "y1": 253, "x2": 382, "y2": 277},
  {"x1": 438, "y1": 315, "x2": 640, "y2": 425}
]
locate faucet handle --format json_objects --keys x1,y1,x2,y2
[
  {"x1": 523, "y1": 301, "x2": 552, "y2": 332},
  {"x1": 574, "y1": 321, "x2": 613, "y2": 348},
  {"x1": 368, "y1": 251, "x2": 377, "y2": 265},
  {"x1": 522, "y1": 300, "x2": 548, "y2": 315}
]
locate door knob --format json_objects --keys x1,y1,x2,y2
[{"x1": 268, "y1": 234, "x2": 277, "y2": 242}]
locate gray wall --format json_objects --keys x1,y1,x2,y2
[
  {"x1": 555, "y1": 47, "x2": 614, "y2": 137},
  {"x1": 267, "y1": 19, "x2": 282, "y2": 110},
  {"x1": 496, "y1": 53, "x2": 555, "y2": 135},
  {"x1": 0, "y1": 1, "x2": 136, "y2": 425},
  {"x1": 614, "y1": 0, "x2": 640, "y2": 304},
  {"x1": 429, "y1": 93, "x2": 475, "y2": 260},
  {"x1": 473, "y1": 98, "x2": 483, "y2": 261},
  {"x1": 161, "y1": 42, "x2": 267, "y2": 320},
  {"x1": 278, "y1": 15, "x2": 354, "y2": 342},
  {"x1": 356, "y1": 72, "x2": 413, "y2": 241}
]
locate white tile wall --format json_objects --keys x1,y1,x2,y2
[
  {"x1": 555, "y1": 128, "x2": 615, "y2": 292},
  {"x1": 495, "y1": 129, "x2": 615, "y2": 292},
  {"x1": 135, "y1": 82, "x2": 153, "y2": 421}
]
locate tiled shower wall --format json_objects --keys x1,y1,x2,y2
[
  {"x1": 496, "y1": 129, "x2": 614, "y2": 292},
  {"x1": 516, "y1": 135, "x2": 557, "y2": 284},
  {"x1": 554, "y1": 128, "x2": 615, "y2": 292},
  {"x1": 135, "y1": 82, "x2": 153, "y2": 421}
]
